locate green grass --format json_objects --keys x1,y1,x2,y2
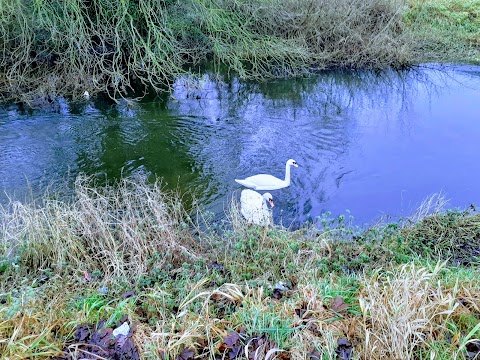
[{"x1": 405, "y1": 0, "x2": 480, "y2": 63}]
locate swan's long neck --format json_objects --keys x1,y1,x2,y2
[{"x1": 284, "y1": 162, "x2": 291, "y2": 185}]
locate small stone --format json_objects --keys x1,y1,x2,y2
[
  {"x1": 274, "y1": 281, "x2": 289, "y2": 291},
  {"x1": 113, "y1": 322, "x2": 130, "y2": 337}
]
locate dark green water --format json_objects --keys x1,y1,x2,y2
[{"x1": 1, "y1": 64, "x2": 480, "y2": 226}]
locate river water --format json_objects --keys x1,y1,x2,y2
[{"x1": 1, "y1": 64, "x2": 480, "y2": 226}]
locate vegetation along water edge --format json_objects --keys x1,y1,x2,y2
[
  {"x1": 0, "y1": 0, "x2": 479, "y2": 104},
  {"x1": 1, "y1": 0, "x2": 480, "y2": 358},
  {"x1": 1, "y1": 175, "x2": 480, "y2": 359}
]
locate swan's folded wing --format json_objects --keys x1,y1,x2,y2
[
  {"x1": 235, "y1": 179, "x2": 257, "y2": 188},
  {"x1": 244, "y1": 174, "x2": 283, "y2": 187}
]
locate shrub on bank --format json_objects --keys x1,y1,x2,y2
[{"x1": 4, "y1": 0, "x2": 476, "y2": 104}]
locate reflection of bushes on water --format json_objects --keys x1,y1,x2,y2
[{"x1": 1, "y1": 0, "x2": 417, "y2": 104}]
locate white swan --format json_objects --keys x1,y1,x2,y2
[
  {"x1": 240, "y1": 189, "x2": 274, "y2": 226},
  {"x1": 235, "y1": 159, "x2": 299, "y2": 190}
]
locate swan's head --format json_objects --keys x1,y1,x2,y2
[
  {"x1": 262, "y1": 192, "x2": 274, "y2": 208},
  {"x1": 287, "y1": 159, "x2": 299, "y2": 168}
]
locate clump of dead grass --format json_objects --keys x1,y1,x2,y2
[
  {"x1": 197, "y1": 0, "x2": 413, "y2": 79},
  {"x1": 0, "y1": 174, "x2": 202, "y2": 281},
  {"x1": 359, "y1": 262, "x2": 459, "y2": 358},
  {"x1": 0, "y1": 0, "x2": 417, "y2": 104}
]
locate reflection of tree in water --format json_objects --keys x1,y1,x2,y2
[
  {"x1": 0, "y1": 98, "x2": 195, "y2": 205},
  {"x1": 166, "y1": 67, "x2": 452, "y2": 224},
  {"x1": 0, "y1": 65, "x2": 476, "y2": 225},
  {"x1": 0, "y1": 107, "x2": 106, "y2": 204}
]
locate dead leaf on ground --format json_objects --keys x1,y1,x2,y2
[
  {"x1": 177, "y1": 348, "x2": 195, "y2": 360},
  {"x1": 307, "y1": 323, "x2": 322, "y2": 337},
  {"x1": 466, "y1": 340, "x2": 480, "y2": 359},
  {"x1": 330, "y1": 296, "x2": 349, "y2": 313},
  {"x1": 294, "y1": 302, "x2": 312, "y2": 320},
  {"x1": 223, "y1": 332, "x2": 240, "y2": 347},
  {"x1": 308, "y1": 349, "x2": 322, "y2": 359},
  {"x1": 55, "y1": 318, "x2": 140, "y2": 360},
  {"x1": 219, "y1": 331, "x2": 241, "y2": 354},
  {"x1": 208, "y1": 261, "x2": 225, "y2": 273},
  {"x1": 219, "y1": 332, "x2": 290, "y2": 360},
  {"x1": 273, "y1": 288, "x2": 284, "y2": 299},
  {"x1": 335, "y1": 338, "x2": 353, "y2": 360},
  {"x1": 218, "y1": 334, "x2": 243, "y2": 360},
  {"x1": 121, "y1": 291, "x2": 135, "y2": 298}
]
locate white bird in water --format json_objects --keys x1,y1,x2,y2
[
  {"x1": 235, "y1": 159, "x2": 299, "y2": 190},
  {"x1": 240, "y1": 189, "x2": 274, "y2": 226}
]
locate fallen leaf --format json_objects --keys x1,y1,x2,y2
[
  {"x1": 93, "y1": 327, "x2": 113, "y2": 348},
  {"x1": 307, "y1": 323, "x2": 322, "y2": 337},
  {"x1": 295, "y1": 301, "x2": 314, "y2": 323},
  {"x1": 177, "y1": 348, "x2": 195, "y2": 360},
  {"x1": 121, "y1": 291, "x2": 135, "y2": 298},
  {"x1": 73, "y1": 324, "x2": 90, "y2": 342},
  {"x1": 223, "y1": 332, "x2": 240, "y2": 348},
  {"x1": 330, "y1": 296, "x2": 349, "y2": 312},
  {"x1": 209, "y1": 261, "x2": 225, "y2": 272},
  {"x1": 295, "y1": 307, "x2": 306, "y2": 318},
  {"x1": 210, "y1": 292, "x2": 221, "y2": 301},
  {"x1": 307, "y1": 350, "x2": 322, "y2": 360},
  {"x1": 466, "y1": 340, "x2": 480, "y2": 359},
  {"x1": 273, "y1": 288, "x2": 283, "y2": 299},
  {"x1": 229, "y1": 345, "x2": 242, "y2": 359},
  {"x1": 118, "y1": 337, "x2": 139, "y2": 360},
  {"x1": 335, "y1": 338, "x2": 353, "y2": 360}
]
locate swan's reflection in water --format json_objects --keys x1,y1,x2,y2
[
  {"x1": 240, "y1": 189, "x2": 274, "y2": 226},
  {"x1": 1, "y1": 65, "x2": 480, "y2": 226},
  {"x1": 167, "y1": 65, "x2": 480, "y2": 226}
]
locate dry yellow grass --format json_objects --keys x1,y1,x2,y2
[{"x1": 0, "y1": 174, "x2": 201, "y2": 281}]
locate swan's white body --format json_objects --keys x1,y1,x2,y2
[
  {"x1": 235, "y1": 159, "x2": 298, "y2": 190},
  {"x1": 240, "y1": 190, "x2": 274, "y2": 226}
]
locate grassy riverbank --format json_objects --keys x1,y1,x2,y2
[
  {"x1": 0, "y1": 0, "x2": 478, "y2": 104},
  {"x1": 406, "y1": 0, "x2": 480, "y2": 63},
  {"x1": 1, "y1": 176, "x2": 480, "y2": 359}
]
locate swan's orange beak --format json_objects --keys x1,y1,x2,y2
[{"x1": 269, "y1": 199, "x2": 275, "y2": 208}]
